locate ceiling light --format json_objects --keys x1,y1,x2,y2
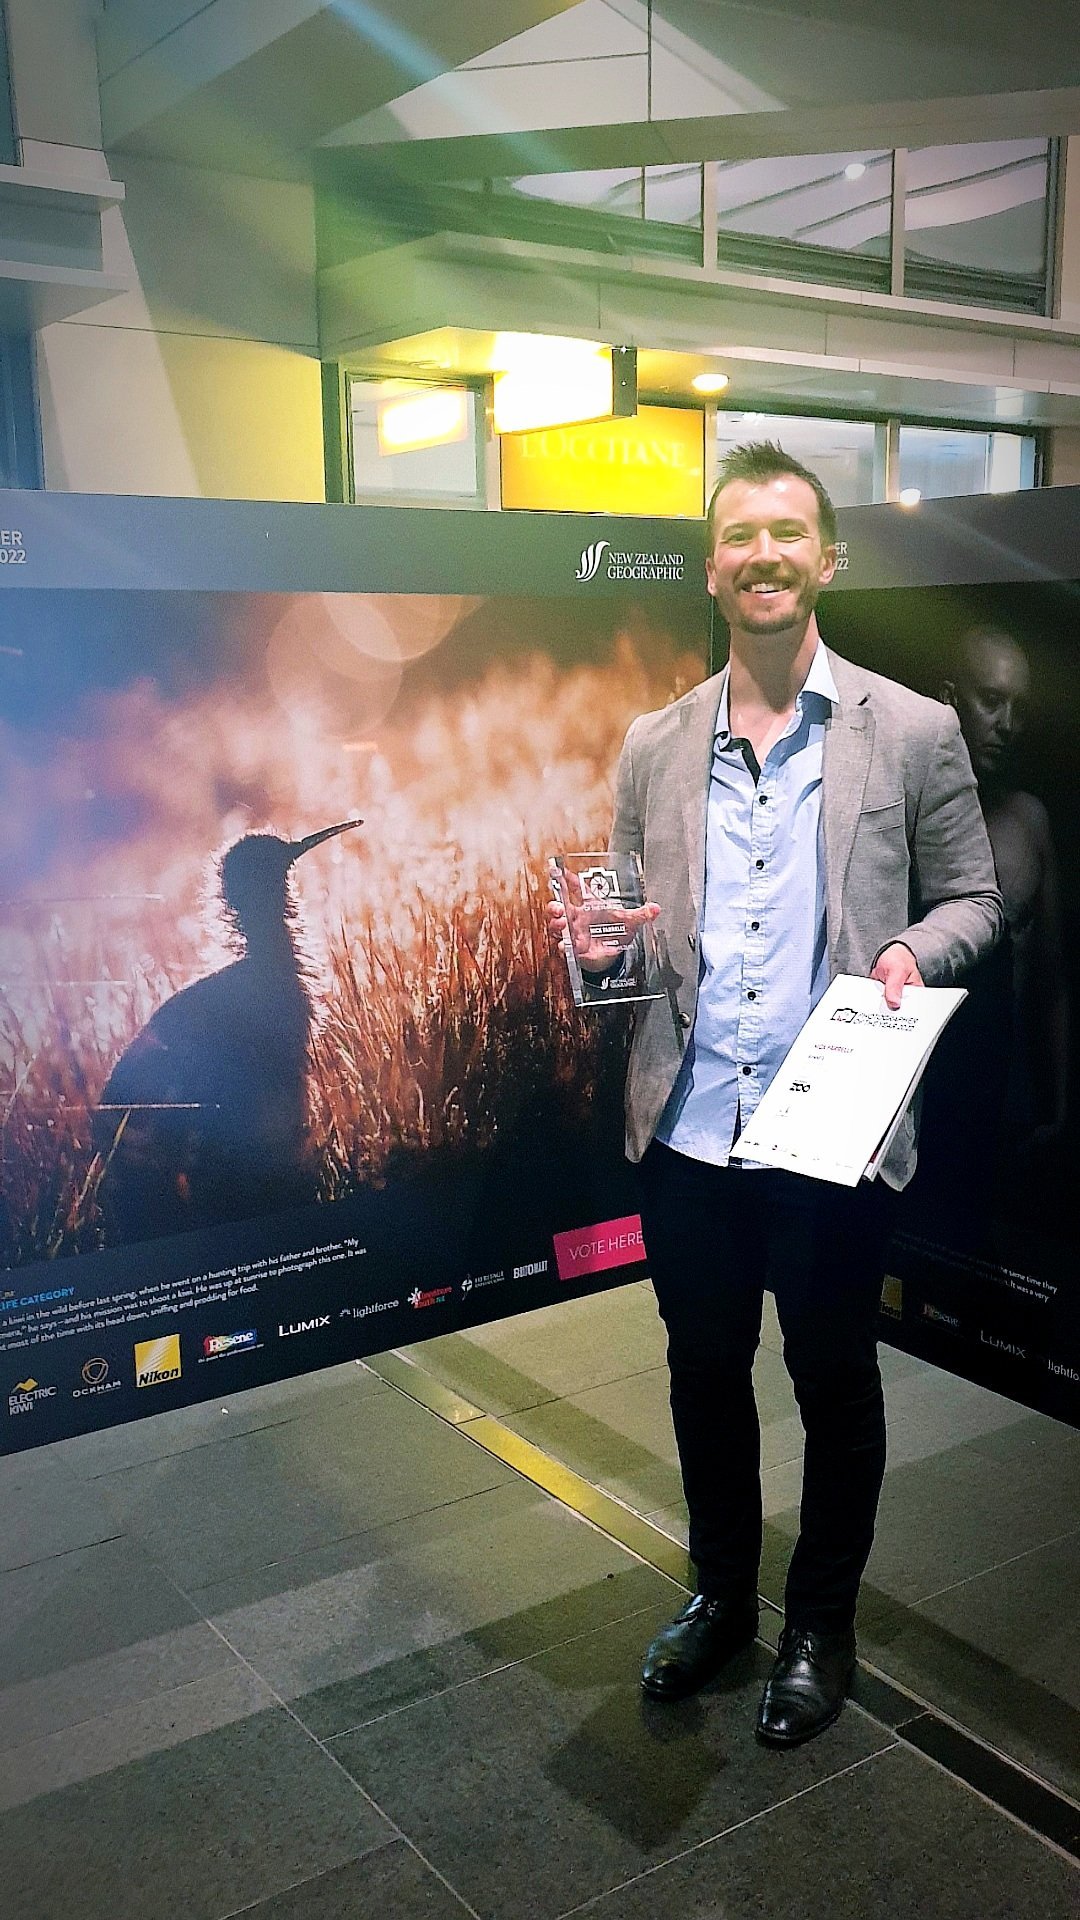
[
  {"x1": 844, "y1": 162, "x2": 867, "y2": 181},
  {"x1": 492, "y1": 334, "x2": 635, "y2": 434},
  {"x1": 377, "y1": 388, "x2": 469, "y2": 455},
  {"x1": 691, "y1": 371, "x2": 730, "y2": 395},
  {"x1": 898, "y1": 487, "x2": 922, "y2": 508}
]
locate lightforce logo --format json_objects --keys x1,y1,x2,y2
[
  {"x1": 830, "y1": 1006, "x2": 917, "y2": 1034},
  {"x1": 575, "y1": 539, "x2": 685, "y2": 585},
  {"x1": 134, "y1": 1334, "x2": 182, "y2": 1388},
  {"x1": 8, "y1": 1377, "x2": 57, "y2": 1416}
]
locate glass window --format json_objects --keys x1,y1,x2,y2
[
  {"x1": 903, "y1": 141, "x2": 1050, "y2": 309},
  {"x1": 349, "y1": 379, "x2": 484, "y2": 505},
  {"x1": 897, "y1": 425, "x2": 1037, "y2": 501},
  {"x1": 497, "y1": 170, "x2": 644, "y2": 217},
  {"x1": 715, "y1": 152, "x2": 893, "y2": 257},
  {"x1": 644, "y1": 164, "x2": 702, "y2": 228},
  {"x1": 716, "y1": 412, "x2": 877, "y2": 510}
]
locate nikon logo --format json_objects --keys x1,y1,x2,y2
[{"x1": 134, "y1": 1335, "x2": 181, "y2": 1388}]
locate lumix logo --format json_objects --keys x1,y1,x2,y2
[
  {"x1": 278, "y1": 1316, "x2": 330, "y2": 1338},
  {"x1": 575, "y1": 541, "x2": 685, "y2": 585}
]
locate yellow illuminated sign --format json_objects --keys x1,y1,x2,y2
[
  {"x1": 376, "y1": 388, "x2": 469, "y2": 455},
  {"x1": 500, "y1": 406, "x2": 704, "y2": 517},
  {"x1": 492, "y1": 334, "x2": 615, "y2": 435}
]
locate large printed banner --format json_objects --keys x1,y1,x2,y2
[
  {"x1": 830, "y1": 487, "x2": 1080, "y2": 1426},
  {"x1": 0, "y1": 498, "x2": 705, "y2": 1450}
]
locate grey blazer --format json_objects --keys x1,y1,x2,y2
[{"x1": 610, "y1": 648, "x2": 1004, "y2": 1189}]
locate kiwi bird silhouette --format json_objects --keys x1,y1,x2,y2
[{"x1": 95, "y1": 820, "x2": 360, "y2": 1244}]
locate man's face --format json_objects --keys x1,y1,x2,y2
[
  {"x1": 950, "y1": 633, "x2": 1030, "y2": 780},
  {"x1": 705, "y1": 474, "x2": 837, "y2": 639}
]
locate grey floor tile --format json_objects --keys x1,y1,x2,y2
[
  {"x1": 0, "y1": 1605, "x2": 237, "y2": 1758},
  {"x1": 395, "y1": 1283, "x2": 668, "y2": 1417},
  {"x1": 0, "y1": 1532, "x2": 201, "y2": 1694},
  {"x1": 864, "y1": 1439, "x2": 1080, "y2": 1605},
  {"x1": 504, "y1": 1371, "x2": 682, "y2": 1514},
  {"x1": 237, "y1": 1843, "x2": 474, "y2": 1919},
  {"x1": 55, "y1": 1361, "x2": 389, "y2": 1478},
  {"x1": 881, "y1": 1366, "x2": 1033, "y2": 1470},
  {"x1": 963, "y1": 1409, "x2": 1080, "y2": 1467},
  {"x1": 93, "y1": 1386, "x2": 512, "y2": 1588},
  {"x1": 502, "y1": 1347, "x2": 804, "y2": 1522},
  {"x1": 330, "y1": 1606, "x2": 893, "y2": 1920},
  {"x1": 0, "y1": 1656, "x2": 278, "y2": 1810},
  {"x1": 859, "y1": 1530, "x2": 1080, "y2": 1801},
  {"x1": 196, "y1": 1479, "x2": 673, "y2": 1731},
  {"x1": 575, "y1": 1742, "x2": 1080, "y2": 1920},
  {"x1": 0, "y1": 1447, "x2": 121, "y2": 1570},
  {"x1": 0, "y1": 1706, "x2": 393, "y2": 1920}
]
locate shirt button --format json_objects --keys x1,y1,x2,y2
[
  {"x1": 755, "y1": 858, "x2": 764, "y2": 870},
  {"x1": 679, "y1": 1011, "x2": 692, "y2": 1029},
  {"x1": 750, "y1": 920, "x2": 760, "y2": 931},
  {"x1": 758, "y1": 794, "x2": 768, "y2": 805},
  {"x1": 741, "y1": 1064, "x2": 752, "y2": 1076},
  {"x1": 747, "y1": 990, "x2": 756, "y2": 1000}
]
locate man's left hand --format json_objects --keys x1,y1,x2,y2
[{"x1": 870, "y1": 943, "x2": 924, "y2": 1009}]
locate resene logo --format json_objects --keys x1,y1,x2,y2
[{"x1": 134, "y1": 1334, "x2": 182, "y2": 1388}]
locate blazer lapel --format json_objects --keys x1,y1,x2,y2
[
  {"x1": 822, "y1": 660, "x2": 874, "y2": 964},
  {"x1": 680, "y1": 674, "x2": 725, "y2": 922}
]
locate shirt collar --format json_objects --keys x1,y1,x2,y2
[{"x1": 715, "y1": 641, "x2": 838, "y2": 745}]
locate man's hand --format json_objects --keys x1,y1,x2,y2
[
  {"x1": 870, "y1": 942, "x2": 924, "y2": 1010},
  {"x1": 546, "y1": 859, "x2": 660, "y2": 974}
]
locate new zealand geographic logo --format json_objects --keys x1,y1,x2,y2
[
  {"x1": 575, "y1": 540, "x2": 685, "y2": 584},
  {"x1": 576, "y1": 541, "x2": 609, "y2": 583}
]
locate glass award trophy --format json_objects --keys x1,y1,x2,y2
[{"x1": 552, "y1": 851, "x2": 664, "y2": 1010}]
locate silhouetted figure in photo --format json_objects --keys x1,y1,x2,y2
[
  {"x1": 95, "y1": 820, "x2": 359, "y2": 1244},
  {"x1": 912, "y1": 627, "x2": 1069, "y2": 1244},
  {"x1": 945, "y1": 627, "x2": 1069, "y2": 1155}
]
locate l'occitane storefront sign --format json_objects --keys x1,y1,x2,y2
[{"x1": 500, "y1": 405, "x2": 704, "y2": 517}]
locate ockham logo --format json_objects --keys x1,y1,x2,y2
[{"x1": 575, "y1": 541, "x2": 685, "y2": 585}]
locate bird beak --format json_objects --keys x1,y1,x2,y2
[{"x1": 291, "y1": 818, "x2": 363, "y2": 859}]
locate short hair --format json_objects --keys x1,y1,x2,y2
[{"x1": 707, "y1": 440, "x2": 838, "y2": 549}]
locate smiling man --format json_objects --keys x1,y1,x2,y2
[{"x1": 552, "y1": 441, "x2": 1003, "y2": 1746}]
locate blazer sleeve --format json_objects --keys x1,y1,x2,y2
[
  {"x1": 609, "y1": 715, "x2": 645, "y2": 860},
  {"x1": 886, "y1": 704, "x2": 1004, "y2": 984}
]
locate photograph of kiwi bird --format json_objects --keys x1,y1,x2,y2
[{"x1": 94, "y1": 820, "x2": 361, "y2": 1244}]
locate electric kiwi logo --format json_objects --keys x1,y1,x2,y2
[
  {"x1": 576, "y1": 540, "x2": 609, "y2": 583},
  {"x1": 134, "y1": 1334, "x2": 182, "y2": 1388}
]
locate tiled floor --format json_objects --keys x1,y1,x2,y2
[
  {"x1": 0, "y1": 1297, "x2": 1076, "y2": 1920},
  {"x1": 398, "y1": 1282, "x2": 1080, "y2": 1804}
]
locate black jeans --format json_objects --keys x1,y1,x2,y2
[{"x1": 637, "y1": 1141, "x2": 896, "y2": 1634}]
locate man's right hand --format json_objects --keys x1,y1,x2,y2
[{"x1": 545, "y1": 859, "x2": 660, "y2": 973}]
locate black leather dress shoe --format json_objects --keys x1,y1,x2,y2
[
  {"x1": 756, "y1": 1624, "x2": 857, "y2": 1747},
  {"x1": 641, "y1": 1591, "x2": 758, "y2": 1701}
]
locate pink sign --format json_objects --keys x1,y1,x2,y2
[{"x1": 552, "y1": 1214, "x2": 645, "y2": 1282}]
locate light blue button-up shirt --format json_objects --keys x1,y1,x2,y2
[{"x1": 656, "y1": 642, "x2": 839, "y2": 1166}]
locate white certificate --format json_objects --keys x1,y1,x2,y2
[{"x1": 728, "y1": 974, "x2": 967, "y2": 1186}]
